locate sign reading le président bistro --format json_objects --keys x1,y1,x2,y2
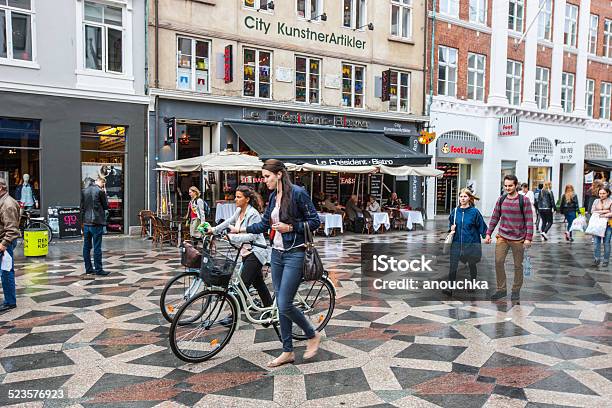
[
  {"x1": 436, "y1": 137, "x2": 484, "y2": 159},
  {"x1": 244, "y1": 16, "x2": 366, "y2": 50}
]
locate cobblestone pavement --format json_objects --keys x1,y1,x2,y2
[{"x1": 0, "y1": 219, "x2": 610, "y2": 408}]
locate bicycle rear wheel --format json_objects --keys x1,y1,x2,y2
[
  {"x1": 160, "y1": 271, "x2": 200, "y2": 323},
  {"x1": 169, "y1": 290, "x2": 238, "y2": 363},
  {"x1": 292, "y1": 277, "x2": 335, "y2": 340},
  {"x1": 27, "y1": 221, "x2": 54, "y2": 244}
]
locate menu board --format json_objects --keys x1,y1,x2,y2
[
  {"x1": 58, "y1": 207, "x2": 82, "y2": 239},
  {"x1": 370, "y1": 174, "x2": 383, "y2": 200},
  {"x1": 324, "y1": 173, "x2": 339, "y2": 198}
]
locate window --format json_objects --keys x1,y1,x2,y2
[
  {"x1": 83, "y1": 1, "x2": 124, "y2": 73},
  {"x1": 506, "y1": 60, "x2": 522, "y2": 105},
  {"x1": 535, "y1": 67, "x2": 549, "y2": 110},
  {"x1": 589, "y1": 15, "x2": 599, "y2": 54},
  {"x1": 0, "y1": 0, "x2": 34, "y2": 61},
  {"x1": 439, "y1": 0, "x2": 459, "y2": 17},
  {"x1": 341, "y1": 63, "x2": 364, "y2": 108},
  {"x1": 297, "y1": 0, "x2": 322, "y2": 20},
  {"x1": 438, "y1": 46, "x2": 457, "y2": 97},
  {"x1": 176, "y1": 37, "x2": 210, "y2": 93},
  {"x1": 343, "y1": 0, "x2": 366, "y2": 29},
  {"x1": 295, "y1": 56, "x2": 320, "y2": 104},
  {"x1": 605, "y1": 20, "x2": 612, "y2": 58},
  {"x1": 389, "y1": 71, "x2": 410, "y2": 112},
  {"x1": 508, "y1": 0, "x2": 524, "y2": 32},
  {"x1": 244, "y1": 0, "x2": 270, "y2": 11},
  {"x1": 467, "y1": 53, "x2": 485, "y2": 101},
  {"x1": 391, "y1": 0, "x2": 412, "y2": 39},
  {"x1": 561, "y1": 72, "x2": 574, "y2": 113},
  {"x1": 600, "y1": 82, "x2": 612, "y2": 120},
  {"x1": 469, "y1": 0, "x2": 486, "y2": 25},
  {"x1": 586, "y1": 79, "x2": 595, "y2": 117},
  {"x1": 537, "y1": 0, "x2": 552, "y2": 41},
  {"x1": 243, "y1": 48, "x2": 271, "y2": 98},
  {"x1": 564, "y1": 4, "x2": 578, "y2": 47}
]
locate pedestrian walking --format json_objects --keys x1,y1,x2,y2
[
  {"x1": 586, "y1": 179, "x2": 604, "y2": 218},
  {"x1": 187, "y1": 186, "x2": 207, "y2": 239},
  {"x1": 560, "y1": 184, "x2": 579, "y2": 242},
  {"x1": 591, "y1": 187, "x2": 612, "y2": 267},
  {"x1": 534, "y1": 183, "x2": 543, "y2": 231},
  {"x1": 537, "y1": 181, "x2": 556, "y2": 241},
  {"x1": 443, "y1": 188, "x2": 487, "y2": 297},
  {"x1": 81, "y1": 177, "x2": 109, "y2": 277},
  {"x1": 0, "y1": 177, "x2": 20, "y2": 313},
  {"x1": 236, "y1": 159, "x2": 321, "y2": 368},
  {"x1": 520, "y1": 183, "x2": 537, "y2": 232},
  {"x1": 485, "y1": 175, "x2": 534, "y2": 302}
]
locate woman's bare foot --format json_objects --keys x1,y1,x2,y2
[
  {"x1": 266, "y1": 351, "x2": 295, "y2": 368},
  {"x1": 303, "y1": 332, "x2": 322, "y2": 360}
]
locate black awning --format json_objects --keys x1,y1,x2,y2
[
  {"x1": 226, "y1": 121, "x2": 431, "y2": 166},
  {"x1": 585, "y1": 159, "x2": 612, "y2": 170}
]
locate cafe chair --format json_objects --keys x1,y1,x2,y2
[
  {"x1": 362, "y1": 210, "x2": 374, "y2": 234},
  {"x1": 138, "y1": 210, "x2": 155, "y2": 238}
]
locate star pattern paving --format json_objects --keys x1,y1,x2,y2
[{"x1": 0, "y1": 221, "x2": 610, "y2": 407}]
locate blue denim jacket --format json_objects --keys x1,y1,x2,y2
[{"x1": 247, "y1": 185, "x2": 321, "y2": 250}]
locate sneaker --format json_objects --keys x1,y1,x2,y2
[
  {"x1": 511, "y1": 291, "x2": 520, "y2": 302},
  {"x1": 490, "y1": 290, "x2": 507, "y2": 300},
  {"x1": 95, "y1": 270, "x2": 110, "y2": 276},
  {"x1": 541, "y1": 232, "x2": 548, "y2": 241},
  {"x1": 593, "y1": 260, "x2": 601, "y2": 267},
  {"x1": 603, "y1": 261, "x2": 609, "y2": 268}
]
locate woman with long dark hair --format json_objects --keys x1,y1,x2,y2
[
  {"x1": 233, "y1": 159, "x2": 321, "y2": 367},
  {"x1": 560, "y1": 184, "x2": 579, "y2": 242}
]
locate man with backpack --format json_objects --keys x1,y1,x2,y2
[{"x1": 485, "y1": 175, "x2": 534, "y2": 302}]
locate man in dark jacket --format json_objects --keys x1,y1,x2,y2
[
  {"x1": 0, "y1": 177, "x2": 21, "y2": 313},
  {"x1": 81, "y1": 177, "x2": 109, "y2": 277}
]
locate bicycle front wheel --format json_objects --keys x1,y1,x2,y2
[
  {"x1": 27, "y1": 221, "x2": 54, "y2": 244},
  {"x1": 160, "y1": 271, "x2": 200, "y2": 323},
  {"x1": 169, "y1": 290, "x2": 238, "y2": 363},
  {"x1": 292, "y1": 277, "x2": 335, "y2": 340}
]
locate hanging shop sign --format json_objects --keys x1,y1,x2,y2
[
  {"x1": 528, "y1": 154, "x2": 552, "y2": 166},
  {"x1": 224, "y1": 45, "x2": 233, "y2": 84},
  {"x1": 243, "y1": 108, "x2": 370, "y2": 129},
  {"x1": 436, "y1": 137, "x2": 484, "y2": 159},
  {"x1": 381, "y1": 70, "x2": 391, "y2": 102},
  {"x1": 498, "y1": 116, "x2": 519, "y2": 137},
  {"x1": 558, "y1": 145, "x2": 576, "y2": 164}
]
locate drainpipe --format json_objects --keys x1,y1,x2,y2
[
  {"x1": 154, "y1": 0, "x2": 159, "y2": 88},
  {"x1": 428, "y1": 0, "x2": 436, "y2": 117},
  {"x1": 144, "y1": 0, "x2": 149, "y2": 94}
]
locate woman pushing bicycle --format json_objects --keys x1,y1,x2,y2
[{"x1": 231, "y1": 159, "x2": 322, "y2": 367}]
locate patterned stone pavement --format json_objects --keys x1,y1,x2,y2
[{"x1": 0, "y1": 219, "x2": 610, "y2": 408}]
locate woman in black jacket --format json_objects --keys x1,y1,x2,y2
[
  {"x1": 560, "y1": 184, "x2": 579, "y2": 242},
  {"x1": 537, "y1": 181, "x2": 556, "y2": 240},
  {"x1": 234, "y1": 159, "x2": 322, "y2": 368}
]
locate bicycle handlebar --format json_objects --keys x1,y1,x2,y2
[{"x1": 209, "y1": 230, "x2": 268, "y2": 250}]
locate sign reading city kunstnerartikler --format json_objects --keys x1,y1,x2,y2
[{"x1": 244, "y1": 16, "x2": 367, "y2": 50}]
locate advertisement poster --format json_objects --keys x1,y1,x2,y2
[{"x1": 58, "y1": 207, "x2": 82, "y2": 238}]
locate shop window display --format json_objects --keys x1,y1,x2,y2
[{"x1": 81, "y1": 123, "x2": 126, "y2": 234}]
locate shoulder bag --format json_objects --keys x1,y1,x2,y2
[
  {"x1": 303, "y1": 222, "x2": 325, "y2": 281},
  {"x1": 443, "y1": 207, "x2": 457, "y2": 255}
]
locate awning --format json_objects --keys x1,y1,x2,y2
[
  {"x1": 226, "y1": 120, "x2": 431, "y2": 166},
  {"x1": 585, "y1": 159, "x2": 612, "y2": 170},
  {"x1": 157, "y1": 151, "x2": 263, "y2": 172}
]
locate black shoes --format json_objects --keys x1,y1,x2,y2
[
  {"x1": 0, "y1": 304, "x2": 16, "y2": 314},
  {"x1": 96, "y1": 270, "x2": 110, "y2": 276},
  {"x1": 490, "y1": 290, "x2": 507, "y2": 300},
  {"x1": 593, "y1": 260, "x2": 601, "y2": 267},
  {"x1": 441, "y1": 289, "x2": 452, "y2": 297},
  {"x1": 603, "y1": 261, "x2": 609, "y2": 268},
  {"x1": 511, "y1": 291, "x2": 520, "y2": 302}
]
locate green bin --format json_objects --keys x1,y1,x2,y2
[{"x1": 23, "y1": 228, "x2": 49, "y2": 257}]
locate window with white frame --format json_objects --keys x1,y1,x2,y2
[
  {"x1": 438, "y1": 46, "x2": 457, "y2": 97},
  {"x1": 83, "y1": 1, "x2": 124, "y2": 73},
  {"x1": 605, "y1": 20, "x2": 612, "y2": 58},
  {"x1": 244, "y1": 0, "x2": 271, "y2": 11},
  {"x1": 586, "y1": 79, "x2": 595, "y2": 117},
  {"x1": 600, "y1": 82, "x2": 612, "y2": 120},
  {"x1": 295, "y1": 56, "x2": 320, "y2": 104},
  {"x1": 561, "y1": 72, "x2": 574, "y2": 113},
  {"x1": 467, "y1": 53, "x2": 485, "y2": 101},
  {"x1": 343, "y1": 0, "x2": 366, "y2": 29},
  {"x1": 469, "y1": 0, "x2": 486, "y2": 25},
  {"x1": 243, "y1": 48, "x2": 271, "y2": 98},
  {"x1": 389, "y1": 71, "x2": 410, "y2": 112},
  {"x1": 506, "y1": 60, "x2": 522, "y2": 105},
  {"x1": 537, "y1": 0, "x2": 552, "y2": 41},
  {"x1": 0, "y1": 0, "x2": 34, "y2": 62},
  {"x1": 508, "y1": 0, "x2": 524, "y2": 32},
  {"x1": 564, "y1": 4, "x2": 578, "y2": 47},
  {"x1": 589, "y1": 14, "x2": 599, "y2": 54},
  {"x1": 341, "y1": 63, "x2": 364, "y2": 108},
  {"x1": 439, "y1": 0, "x2": 459, "y2": 17},
  {"x1": 176, "y1": 37, "x2": 210, "y2": 93},
  {"x1": 535, "y1": 66, "x2": 549, "y2": 110},
  {"x1": 297, "y1": 0, "x2": 322, "y2": 20},
  {"x1": 391, "y1": 0, "x2": 412, "y2": 39}
]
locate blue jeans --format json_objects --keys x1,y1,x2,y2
[
  {"x1": 83, "y1": 225, "x2": 104, "y2": 273},
  {"x1": 1, "y1": 241, "x2": 16, "y2": 306},
  {"x1": 271, "y1": 248, "x2": 315, "y2": 352},
  {"x1": 594, "y1": 226, "x2": 612, "y2": 262},
  {"x1": 565, "y1": 211, "x2": 577, "y2": 236}
]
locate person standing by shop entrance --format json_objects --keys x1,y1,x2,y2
[
  {"x1": 485, "y1": 175, "x2": 533, "y2": 302},
  {"x1": 0, "y1": 178, "x2": 20, "y2": 313},
  {"x1": 81, "y1": 177, "x2": 109, "y2": 277},
  {"x1": 537, "y1": 181, "x2": 556, "y2": 241}
]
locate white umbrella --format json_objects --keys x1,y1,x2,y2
[
  {"x1": 157, "y1": 152, "x2": 264, "y2": 172},
  {"x1": 378, "y1": 165, "x2": 443, "y2": 177}
]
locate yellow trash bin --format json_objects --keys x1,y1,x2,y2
[{"x1": 23, "y1": 228, "x2": 49, "y2": 257}]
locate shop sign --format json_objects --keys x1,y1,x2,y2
[
  {"x1": 384, "y1": 122, "x2": 415, "y2": 135},
  {"x1": 241, "y1": 175, "x2": 264, "y2": 184},
  {"x1": 498, "y1": 116, "x2": 519, "y2": 137},
  {"x1": 243, "y1": 108, "x2": 369, "y2": 129},
  {"x1": 528, "y1": 154, "x2": 552, "y2": 166},
  {"x1": 436, "y1": 138, "x2": 484, "y2": 159},
  {"x1": 58, "y1": 207, "x2": 82, "y2": 239},
  {"x1": 224, "y1": 45, "x2": 233, "y2": 83},
  {"x1": 340, "y1": 176, "x2": 355, "y2": 185},
  {"x1": 558, "y1": 145, "x2": 576, "y2": 164},
  {"x1": 314, "y1": 158, "x2": 395, "y2": 166},
  {"x1": 381, "y1": 70, "x2": 391, "y2": 102}
]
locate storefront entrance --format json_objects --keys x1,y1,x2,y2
[
  {"x1": 528, "y1": 167, "x2": 551, "y2": 191},
  {"x1": 435, "y1": 163, "x2": 472, "y2": 214}
]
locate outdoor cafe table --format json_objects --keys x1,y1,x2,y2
[
  {"x1": 371, "y1": 212, "x2": 390, "y2": 232},
  {"x1": 215, "y1": 202, "x2": 237, "y2": 223},
  {"x1": 318, "y1": 213, "x2": 343, "y2": 236},
  {"x1": 399, "y1": 209, "x2": 424, "y2": 230}
]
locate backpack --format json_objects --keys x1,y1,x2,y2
[{"x1": 497, "y1": 193, "x2": 526, "y2": 225}]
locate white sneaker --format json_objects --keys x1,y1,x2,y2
[{"x1": 541, "y1": 232, "x2": 548, "y2": 241}]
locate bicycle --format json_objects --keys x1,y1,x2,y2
[
  {"x1": 19, "y1": 209, "x2": 54, "y2": 244},
  {"x1": 167, "y1": 233, "x2": 336, "y2": 363}
]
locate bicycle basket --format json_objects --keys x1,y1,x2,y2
[
  {"x1": 180, "y1": 241, "x2": 202, "y2": 269},
  {"x1": 200, "y1": 248, "x2": 236, "y2": 288}
]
